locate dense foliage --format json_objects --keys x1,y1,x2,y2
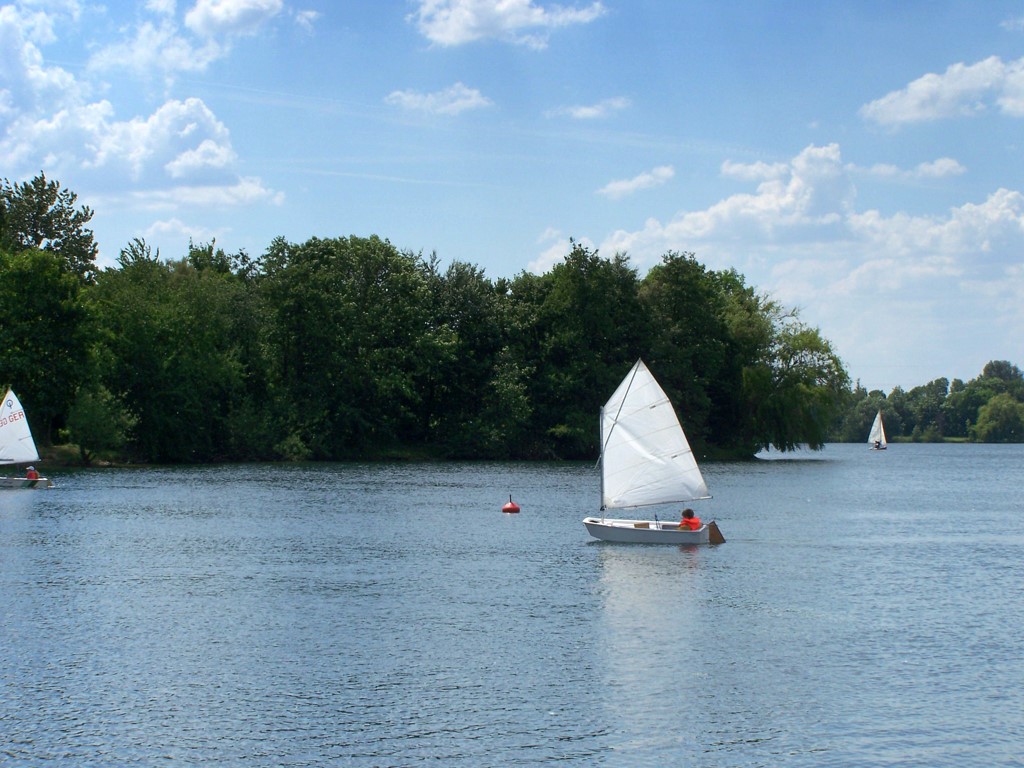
[
  {"x1": 834, "y1": 360, "x2": 1024, "y2": 444},
  {"x1": 3, "y1": 174, "x2": 858, "y2": 462}
]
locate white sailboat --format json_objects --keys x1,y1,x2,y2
[
  {"x1": 582, "y1": 360, "x2": 725, "y2": 544},
  {"x1": 0, "y1": 389, "x2": 53, "y2": 489},
  {"x1": 868, "y1": 409, "x2": 887, "y2": 451}
]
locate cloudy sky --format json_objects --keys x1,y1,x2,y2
[{"x1": 3, "y1": 0, "x2": 1024, "y2": 391}]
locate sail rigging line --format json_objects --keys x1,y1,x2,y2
[
  {"x1": 598, "y1": 360, "x2": 642, "y2": 516},
  {"x1": 600, "y1": 360, "x2": 642, "y2": 455}
]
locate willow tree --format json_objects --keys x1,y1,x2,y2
[
  {"x1": 742, "y1": 314, "x2": 850, "y2": 451},
  {"x1": 972, "y1": 392, "x2": 1024, "y2": 442}
]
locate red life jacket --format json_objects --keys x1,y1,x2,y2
[{"x1": 681, "y1": 516, "x2": 701, "y2": 530}]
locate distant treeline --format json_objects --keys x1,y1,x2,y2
[
  {"x1": 3, "y1": 173, "x2": 864, "y2": 463},
  {"x1": 833, "y1": 361, "x2": 1024, "y2": 444}
]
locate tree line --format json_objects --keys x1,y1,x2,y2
[
  {"x1": 833, "y1": 360, "x2": 1024, "y2": 444},
  {"x1": 6, "y1": 172, "x2": 1014, "y2": 466}
]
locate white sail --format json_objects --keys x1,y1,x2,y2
[
  {"x1": 0, "y1": 389, "x2": 41, "y2": 465},
  {"x1": 600, "y1": 360, "x2": 709, "y2": 509},
  {"x1": 868, "y1": 410, "x2": 887, "y2": 448}
]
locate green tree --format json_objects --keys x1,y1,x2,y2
[
  {"x1": 834, "y1": 385, "x2": 898, "y2": 443},
  {"x1": 905, "y1": 378, "x2": 949, "y2": 441},
  {"x1": 0, "y1": 247, "x2": 91, "y2": 442},
  {"x1": 0, "y1": 173, "x2": 98, "y2": 283},
  {"x1": 89, "y1": 245, "x2": 271, "y2": 462},
  {"x1": 421, "y1": 256, "x2": 523, "y2": 457},
  {"x1": 981, "y1": 360, "x2": 1024, "y2": 401},
  {"x1": 639, "y1": 252, "x2": 734, "y2": 450},
  {"x1": 65, "y1": 383, "x2": 137, "y2": 463},
  {"x1": 743, "y1": 313, "x2": 849, "y2": 452},
  {"x1": 261, "y1": 235, "x2": 445, "y2": 457},
  {"x1": 512, "y1": 242, "x2": 648, "y2": 458},
  {"x1": 972, "y1": 392, "x2": 1024, "y2": 442}
]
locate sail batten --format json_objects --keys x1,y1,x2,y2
[{"x1": 600, "y1": 360, "x2": 709, "y2": 510}]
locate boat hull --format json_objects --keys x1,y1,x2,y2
[
  {"x1": 583, "y1": 517, "x2": 723, "y2": 544},
  {"x1": 0, "y1": 476, "x2": 53, "y2": 489}
]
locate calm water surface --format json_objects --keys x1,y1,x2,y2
[{"x1": 2, "y1": 444, "x2": 1022, "y2": 766}]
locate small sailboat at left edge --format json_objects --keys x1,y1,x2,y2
[{"x1": 0, "y1": 389, "x2": 53, "y2": 489}]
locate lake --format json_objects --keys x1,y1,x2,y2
[{"x1": 2, "y1": 443, "x2": 1022, "y2": 766}]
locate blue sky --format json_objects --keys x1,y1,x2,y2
[{"x1": 3, "y1": 0, "x2": 1024, "y2": 392}]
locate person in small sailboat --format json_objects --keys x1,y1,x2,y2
[
  {"x1": 679, "y1": 508, "x2": 701, "y2": 530},
  {"x1": 26, "y1": 466, "x2": 39, "y2": 480}
]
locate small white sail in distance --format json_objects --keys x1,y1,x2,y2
[{"x1": 868, "y1": 409, "x2": 887, "y2": 449}]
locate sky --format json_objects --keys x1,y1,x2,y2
[{"x1": 3, "y1": 0, "x2": 1024, "y2": 392}]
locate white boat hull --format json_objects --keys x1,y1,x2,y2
[
  {"x1": 583, "y1": 517, "x2": 724, "y2": 544},
  {"x1": 0, "y1": 476, "x2": 53, "y2": 489}
]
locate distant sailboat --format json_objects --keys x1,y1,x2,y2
[
  {"x1": 0, "y1": 389, "x2": 53, "y2": 488},
  {"x1": 868, "y1": 409, "x2": 887, "y2": 451},
  {"x1": 582, "y1": 360, "x2": 724, "y2": 544}
]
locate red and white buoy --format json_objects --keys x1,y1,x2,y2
[{"x1": 502, "y1": 494, "x2": 521, "y2": 513}]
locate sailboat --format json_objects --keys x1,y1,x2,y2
[
  {"x1": 0, "y1": 389, "x2": 53, "y2": 489},
  {"x1": 582, "y1": 360, "x2": 725, "y2": 544},
  {"x1": 868, "y1": 409, "x2": 887, "y2": 451}
]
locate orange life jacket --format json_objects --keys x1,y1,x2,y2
[{"x1": 681, "y1": 516, "x2": 701, "y2": 530}]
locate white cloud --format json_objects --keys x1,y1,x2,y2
[
  {"x1": 911, "y1": 157, "x2": 967, "y2": 178},
  {"x1": 597, "y1": 144, "x2": 1018, "y2": 271},
  {"x1": 528, "y1": 229, "x2": 595, "y2": 274},
  {"x1": 293, "y1": 9, "x2": 319, "y2": 33},
  {"x1": 597, "y1": 165, "x2": 674, "y2": 199},
  {"x1": 547, "y1": 96, "x2": 630, "y2": 119},
  {"x1": 604, "y1": 144, "x2": 850, "y2": 253},
  {"x1": 583, "y1": 143, "x2": 1024, "y2": 389},
  {"x1": 184, "y1": 0, "x2": 284, "y2": 38},
  {"x1": 1, "y1": 4, "x2": 280, "y2": 211},
  {"x1": 89, "y1": 0, "x2": 297, "y2": 81},
  {"x1": 131, "y1": 177, "x2": 283, "y2": 208},
  {"x1": 861, "y1": 55, "x2": 1024, "y2": 125},
  {"x1": 0, "y1": 5, "x2": 81, "y2": 118},
  {"x1": 861, "y1": 157, "x2": 967, "y2": 181},
  {"x1": 409, "y1": 0, "x2": 607, "y2": 49},
  {"x1": 721, "y1": 159, "x2": 788, "y2": 182},
  {"x1": 385, "y1": 82, "x2": 492, "y2": 115},
  {"x1": 146, "y1": 0, "x2": 177, "y2": 15},
  {"x1": 88, "y1": 20, "x2": 225, "y2": 78},
  {"x1": 144, "y1": 216, "x2": 219, "y2": 244},
  {"x1": 165, "y1": 137, "x2": 238, "y2": 178},
  {"x1": 57, "y1": 97, "x2": 235, "y2": 184},
  {"x1": 1000, "y1": 16, "x2": 1024, "y2": 32}
]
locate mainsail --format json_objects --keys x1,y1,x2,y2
[
  {"x1": 600, "y1": 360, "x2": 709, "y2": 509},
  {"x1": 868, "y1": 409, "x2": 887, "y2": 448},
  {"x1": 0, "y1": 389, "x2": 41, "y2": 465}
]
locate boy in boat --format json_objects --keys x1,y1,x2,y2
[
  {"x1": 679, "y1": 508, "x2": 701, "y2": 530},
  {"x1": 25, "y1": 466, "x2": 39, "y2": 480}
]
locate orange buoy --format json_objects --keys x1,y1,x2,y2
[{"x1": 502, "y1": 494, "x2": 521, "y2": 513}]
